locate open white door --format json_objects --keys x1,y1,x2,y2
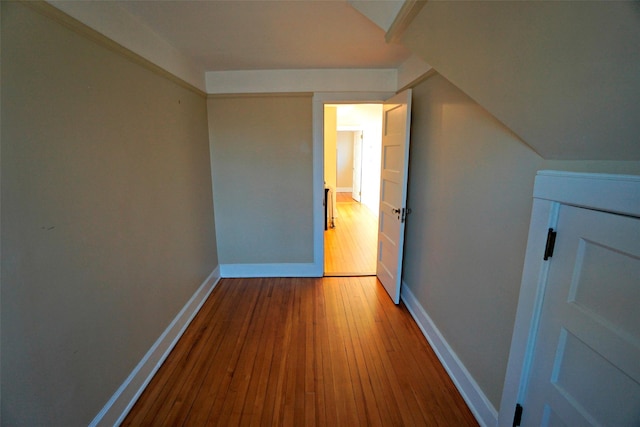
[
  {"x1": 376, "y1": 90, "x2": 412, "y2": 304},
  {"x1": 352, "y1": 131, "x2": 363, "y2": 202}
]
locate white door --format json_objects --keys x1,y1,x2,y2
[
  {"x1": 521, "y1": 204, "x2": 640, "y2": 426},
  {"x1": 352, "y1": 131, "x2": 363, "y2": 202},
  {"x1": 376, "y1": 90, "x2": 412, "y2": 304}
]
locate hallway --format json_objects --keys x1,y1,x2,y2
[{"x1": 324, "y1": 193, "x2": 378, "y2": 276}]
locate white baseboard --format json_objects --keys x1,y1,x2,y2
[
  {"x1": 336, "y1": 187, "x2": 353, "y2": 193},
  {"x1": 220, "y1": 263, "x2": 319, "y2": 278},
  {"x1": 401, "y1": 282, "x2": 498, "y2": 427},
  {"x1": 89, "y1": 266, "x2": 222, "y2": 427}
]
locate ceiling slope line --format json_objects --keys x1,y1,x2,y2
[
  {"x1": 39, "y1": 0, "x2": 206, "y2": 96},
  {"x1": 386, "y1": 0, "x2": 427, "y2": 44}
]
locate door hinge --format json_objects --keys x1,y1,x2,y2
[
  {"x1": 512, "y1": 403, "x2": 523, "y2": 427},
  {"x1": 543, "y1": 228, "x2": 557, "y2": 261},
  {"x1": 401, "y1": 208, "x2": 412, "y2": 223}
]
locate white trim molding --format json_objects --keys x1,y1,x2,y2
[
  {"x1": 385, "y1": 0, "x2": 427, "y2": 43},
  {"x1": 206, "y1": 69, "x2": 397, "y2": 94},
  {"x1": 397, "y1": 54, "x2": 434, "y2": 92},
  {"x1": 89, "y1": 267, "x2": 222, "y2": 427},
  {"x1": 533, "y1": 170, "x2": 640, "y2": 217},
  {"x1": 220, "y1": 263, "x2": 318, "y2": 278},
  {"x1": 498, "y1": 170, "x2": 640, "y2": 427},
  {"x1": 401, "y1": 283, "x2": 498, "y2": 427}
]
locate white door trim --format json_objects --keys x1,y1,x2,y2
[
  {"x1": 498, "y1": 170, "x2": 640, "y2": 427},
  {"x1": 312, "y1": 92, "x2": 395, "y2": 277}
]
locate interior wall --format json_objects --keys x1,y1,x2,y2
[
  {"x1": 336, "y1": 131, "x2": 354, "y2": 191},
  {"x1": 208, "y1": 94, "x2": 313, "y2": 265},
  {"x1": 403, "y1": 74, "x2": 543, "y2": 408},
  {"x1": 403, "y1": 73, "x2": 640, "y2": 411},
  {"x1": 1, "y1": 2, "x2": 217, "y2": 425},
  {"x1": 401, "y1": 1, "x2": 640, "y2": 160},
  {"x1": 335, "y1": 104, "x2": 382, "y2": 215}
]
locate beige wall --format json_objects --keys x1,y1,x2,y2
[
  {"x1": 402, "y1": 1, "x2": 640, "y2": 161},
  {"x1": 208, "y1": 95, "x2": 313, "y2": 265},
  {"x1": 403, "y1": 73, "x2": 640, "y2": 410},
  {"x1": 335, "y1": 104, "x2": 383, "y2": 215},
  {"x1": 1, "y1": 3, "x2": 217, "y2": 425},
  {"x1": 336, "y1": 131, "x2": 354, "y2": 189}
]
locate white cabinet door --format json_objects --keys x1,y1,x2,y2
[
  {"x1": 376, "y1": 90, "x2": 412, "y2": 304},
  {"x1": 521, "y1": 204, "x2": 640, "y2": 426}
]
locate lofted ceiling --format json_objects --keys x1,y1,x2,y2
[
  {"x1": 47, "y1": 1, "x2": 638, "y2": 160},
  {"x1": 119, "y1": 0, "x2": 411, "y2": 71},
  {"x1": 62, "y1": 0, "x2": 412, "y2": 72}
]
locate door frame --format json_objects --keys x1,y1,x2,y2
[
  {"x1": 312, "y1": 92, "x2": 395, "y2": 276},
  {"x1": 498, "y1": 170, "x2": 640, "y2": 426}
]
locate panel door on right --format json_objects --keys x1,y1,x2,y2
[
  {"x1": 522, "y1": 204, "x2": 640, "y2": 426},
  {"x1": 376, "y1": 90, "x2": 411, "y2": 304}
]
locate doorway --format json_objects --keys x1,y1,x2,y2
[{"x1": 323, "y1": 104, "x2": 383, "y2": 276}]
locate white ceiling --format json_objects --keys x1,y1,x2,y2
[{"x1": 113, "y1": 0, "x2": 412, "y2": 72}]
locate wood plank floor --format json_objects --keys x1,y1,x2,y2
[
  {"x1": 324, "y1": 193, "x2": 378, "y2": 276},
  {"x1": 122, "y1": 277, "x2": 479, "y2": 426}
]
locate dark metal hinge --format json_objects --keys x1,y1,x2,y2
[
  {"x1": 543, "y1": 228, "x2": 557, "y2": 260},
  {"x1": 512, "y1": 403, "x2": 523, "y2": 427},
  {"x1": 401, "y1": 208, "x2": 412, "y2": 223}
]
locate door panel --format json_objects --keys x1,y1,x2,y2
[
  {"x1": 376, "y1": 90, "x2": 412, "y2": 304},
  {"x1": 522, "y1": 205, "x2": 640, "y2": 426}
]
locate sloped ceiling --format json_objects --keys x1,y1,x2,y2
[
  {"x1": 49, "y1": 0, "x2": 417, "y2": 91},
  {"x1": 48, "y1": 1, "x2": 639, "y2": 160},
  {"x1": 348, "y1": 0, "x2": 404, "y2": 33},
  {"x1": 107, "y1": 0, "x2": 411, "y2": 71},
  {"x1": 402, "y1": 1, "x2": 640, "y2": 160}
]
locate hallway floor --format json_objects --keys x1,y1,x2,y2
[{"x1": 324, "y1": 193, "x2": 378, "y2": 276}]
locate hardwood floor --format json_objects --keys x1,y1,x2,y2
[
  {"x1": 324, "y1": 193, "x2": 378, "y2": 276},
  {"x1": 123, "y1": 277, "x2": 479, "y2": 426},
  {"x1": 335, "y1": 192, "x2": 356, "y2": 203}
]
